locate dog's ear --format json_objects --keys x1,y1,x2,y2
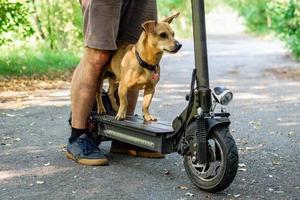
[
  {"x1": 162, "y1": 12, "x2": 180, "y2": 24},
  {"x1": 141, "y1": 20, "x2": 157, "y2": 34}
]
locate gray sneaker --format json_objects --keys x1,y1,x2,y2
[{"x1": 66, "y1": 134, "x2": 108, "y2": 166}]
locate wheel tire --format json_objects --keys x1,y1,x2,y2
[{"x1": 183, "y1": 124, "x2": 239, "y2": 193}]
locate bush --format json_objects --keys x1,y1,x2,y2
[
  {"x1": 226, "y1": 0, "x2": 300, "y2": 60},
  {"x1": 225, "y1": 0, "x2": 269, "y2": 34},
  {"x1": 267, "y1": 0, "x2": 300, "y2": 60}
]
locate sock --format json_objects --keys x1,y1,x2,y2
[{"x1": 69, "y1": 127, "x2": 89, "y2": 143}]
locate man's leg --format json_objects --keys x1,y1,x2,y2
[
  {"x1": 126, "y1": 90, "x2": 139, "y2": 115},
  {"x1": 66, "y1": 48, "x2": 111, "y2": 166},
  {"x1": 71, "y1": 48, "x2": 110, "y2": 129}
]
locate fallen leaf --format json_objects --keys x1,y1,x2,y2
[
  {"x1": 36, "y1": 181, "x2": 44, "y2": 184},
  {"x1": 178, "y1": 185, "x2": 189, "y2": 190},
  {"x1": 272, "y1": 160, "x2": 280, "y2": 165},
  {"x1": 185, "y1": 192, "x2": 194, "y2": 197},
  {"x1": 274, "y1": 190, "x2": 284, "y2": 194},
  {"x1": 288, "y1": 131, "x2": 294, "y2": 137},
  {"x1": 44, "y1": 162, "x2": 50, "y2": 166},
  {"x1": 14, "y1": 138, "x2": 21, "y2": 142},
  {"x1": 3, "y1": 113, "x2": 15, "y2": 117},
  {"x1": 238, "y1": 163, "x2": 246, "y2": 168},
  {"x1": 163, "y1": 169, "x2": 170, "y2": 175},
  {"x1": 238, "y1": 168, "x2": 247, "y2": 172},
  {"x1": 245, "y1": 143, "x2": 264, "y2": 151},
  {"x1": 234, "y1": 194, "x2": 241, "y2": 198},
  {"x1": 2, "y1": 136, "x2": 10, "y2": 140}
]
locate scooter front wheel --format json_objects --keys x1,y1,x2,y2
[{"x1": 183, "y1": 125, "x2": 238, "y2": 193}]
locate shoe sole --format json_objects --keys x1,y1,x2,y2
[
  {"x1": 110, "y1": 148, "x2": 165, "y2": 159},
  {"x1": 65, "y1": 152, "x2": 109, "y2": 166}
]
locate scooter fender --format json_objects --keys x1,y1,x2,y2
[{"x1": 205, "y1": 116, "x2": 231, "y2": 135}]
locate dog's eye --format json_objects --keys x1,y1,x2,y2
[{"x1": 159, "y1": 33, "x2": 168, "y2": 39}]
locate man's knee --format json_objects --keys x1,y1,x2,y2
[{"x1": 84, "y1": 48, "x2": 111, "y2": 72}]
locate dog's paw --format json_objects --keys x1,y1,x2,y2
[
  {"x1": 97, "y1": 105, "x2": 106, "y2": 114},
  {"x1": 144, "y1": 114, "x2": 157, "y2": 121},
  {"x1": 115, "y1": 112, "x2": 126, "y2": 120}
]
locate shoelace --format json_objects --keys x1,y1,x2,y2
[{"x1": 77, "y1": 137, "x2": 98, "y2": 156}]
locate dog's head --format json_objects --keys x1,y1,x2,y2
[{"x1": 141, "y1": 12, "x2": 182, "y2": 53}]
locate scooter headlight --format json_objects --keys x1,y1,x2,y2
[{"x1": 212, "y1": 87, "x2": 233, "y2": 105}]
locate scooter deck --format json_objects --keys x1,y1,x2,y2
[
  {"x1": 97, "y1": 114, "x2": 175, "y2": 153},
  {"x1": 97, "y1": 114, "x2": 174, "y2": 136}
]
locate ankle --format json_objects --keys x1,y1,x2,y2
[{"x1": 69, "y1": 127, "x2": 89, "y2": 143}]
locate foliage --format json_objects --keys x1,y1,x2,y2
[
  {"x1": 157, "y1": 0, "x2": 222, "y2": 38},
  {"x1": 225, "y1": 0, "x2": 269, "y2": 34},
  {"x1": 225, "y1": 0, "x2": 300, "y2": 59},
  {"x1": 0, "y1": 0, "x2": 34, "y2": 45},
  {"x1": 157, "y1": 0, "x2": 192, "y2": 38},
  {"x1": 30, "y1": 0, "x2": 83, "y2": 50},
  {"x1": 0, "y1": 45, "x2": 79, "y2": 76},
  {"x1": 267, "y1": 0, "x2": 300, "y2": 59}
]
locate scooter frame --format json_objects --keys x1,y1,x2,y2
[{"x1": 88, "y1": 0, "x2": 231, "y2": 159}]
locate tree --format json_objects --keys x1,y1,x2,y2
[{"x1": 0, "y1": 0, "x2": 34, "y2": 45}]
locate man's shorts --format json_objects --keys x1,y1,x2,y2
[{"x1": 81, "y1": 0, "x2": 157, "y2": 50}]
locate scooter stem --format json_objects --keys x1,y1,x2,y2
[
  {"x1": 191, "y1": 0, "x2": 209, "y2": 88},
  {"x1": 191, "y1": 0, "x2": 211, "y2": 113}
]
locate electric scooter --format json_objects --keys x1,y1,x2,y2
[{"x1": 86, "y1": 0, "x2": 238, "y2": 193}]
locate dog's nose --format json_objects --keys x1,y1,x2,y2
[{"x1": 175, "y1": 41, "x2": 182, "y2": 51}]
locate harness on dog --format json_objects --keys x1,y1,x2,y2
[{"x1": 135, "y1": 50, "x2": 159, "y2": 72}]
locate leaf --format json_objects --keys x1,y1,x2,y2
[
  {"x1": 272, "y1": 160, "x2": 280, "y2": 165},
  {"x1": 36, "y1": 181, "x2": 44, "y2": 184},
  {"x1": 178, "y1": 185, "x2": 189, "y2": 190},
  {"x1": 185, "y1": 192, "x2": 194, "y2": 197}
]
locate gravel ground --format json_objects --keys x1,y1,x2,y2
[{"x1": 1, "y1": 25, "x2": 300, "y2": 200}]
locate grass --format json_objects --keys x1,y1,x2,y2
[{"x1": 0, "y1": 45, "x2": 80, "y2": 76}]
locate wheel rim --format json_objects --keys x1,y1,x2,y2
[{"x1": 187, "y1": 137, "x2": 224, "y2": 182}]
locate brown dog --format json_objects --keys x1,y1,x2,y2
[{"x1": 96, "y1": 12, "x2": 182, "y2": 121}]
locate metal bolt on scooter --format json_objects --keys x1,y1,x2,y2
[{"x1": 82, "y1": 0, "x2": 238, "y2": 193}]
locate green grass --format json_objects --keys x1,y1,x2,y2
[{"x1": 0, "y1": 45, "x2": 80, "y2": 76}]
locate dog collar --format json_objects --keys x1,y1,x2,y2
[{"x1": 135, "y1": 50, "x2": 158, "y2": 72}]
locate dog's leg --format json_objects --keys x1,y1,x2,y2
[
  {"x1": 108, "y1": 78, "x2": 119, "y2": 112},
  {"x1": 115, "y1": 84, "x2": 128, "y2": 120},
  {"x1": 142, "y1": 87, "x2": 157, "y2": 121},
  {"x1": 96, "y1": 72, "x2": 106, "y2": 114}
]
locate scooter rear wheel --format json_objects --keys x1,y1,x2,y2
[{"x1": 183, "y1": 124, "x2": 238, "y2": 193}]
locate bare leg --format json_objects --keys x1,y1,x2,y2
[
  {"x1": 127, "y1": 90, "x2": 139, "y2": 115},
  {"x1": 108, "y1": 78, "x2": 119, "y2": 112},
  {"x1": 71, "y1": 48, "x2": 111, "y2": 129},
  {"x1": 96, "y1": 70, "x2": 106, "y2": 114}
]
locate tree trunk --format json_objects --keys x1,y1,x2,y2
[{"x1": 30, "y1": 0, "x2": 46, "y2": 40}]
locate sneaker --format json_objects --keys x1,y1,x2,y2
[
  {"x1": 65, "y1": 134, "x2": 108, "y2": 166},
  {"x1": 110, "y1": 140, "x2": 165, "y2": 159}
]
